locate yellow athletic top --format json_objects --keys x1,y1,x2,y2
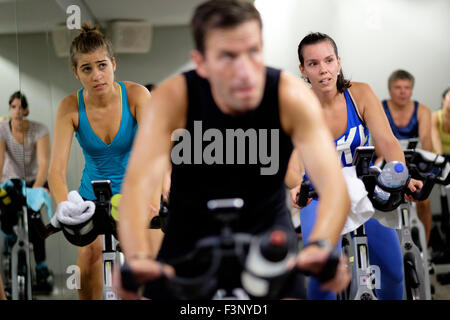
[{"x1": 437, "y1": 109, "x2": 450, "y2": 154}]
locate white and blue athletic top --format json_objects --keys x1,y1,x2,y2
[
  {"x1": 335, "y1": 90, "x2": 369, "y2": 167},
  {"x1": 304, "y1": 90, "x2": 369, "y2": 185}
]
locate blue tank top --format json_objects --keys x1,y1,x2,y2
[
  {"x1": 382, "y1": 100, "x2": 419, "y2": 139},
  {"x1": 335, "y1": 90, "x2": 370, "y2": 167},
  {"x1": 75, "y1": 81, "x2": 138, "y2": 200},
  {"x1": 303, "y1": 90, "x2": 369, "y2": 185}
]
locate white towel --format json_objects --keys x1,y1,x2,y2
[
  {"x1": 50, "y1": 191, "x2": 96, "y2": 228},
  {"x1": 341, "y1": 166, "x2": 376, "y2": 235}
]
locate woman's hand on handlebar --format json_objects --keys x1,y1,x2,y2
[
  {"x1": 113, "y1": 257, "x2": 175, "y2": 300},
  {"x1": 291, "y1": 245, "x2": 351, "y2": 293},
  {"x1": 405, "y1": 178, "x2": 423, "y2": 202}
]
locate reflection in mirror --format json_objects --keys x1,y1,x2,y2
[
  {"x1": 10, "y1": 0, "x2": 199, "y2": 300},
  {"x1": 13, "y1": 0, "x2": 76, "y2": 300},
  {"x1": 0, "y1": 0, "x2": 26, "y2": 300}
]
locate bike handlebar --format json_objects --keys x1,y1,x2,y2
[
  {"x1": 297, "y1": 147, "x2": 450, "y2": 211},
  {"x1": 120, "y1": 200, "x2": 341, "y2": 300}
]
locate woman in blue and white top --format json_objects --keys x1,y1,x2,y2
[{"x1": 287, "y1": 32, "x2": 422, "y2": 300}]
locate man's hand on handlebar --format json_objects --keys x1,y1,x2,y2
[
  {"x1": 292, "y1": 245, "x2": 351, "y2": 293},
  {"x1": 113, "y1": 257, "x2": 175, "y2": 300}
]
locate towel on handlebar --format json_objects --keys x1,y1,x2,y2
[
  {"x1": 50, "y1": 191, "x2": 95, "y2": 228},
  {"x1": 341, "y1": 166, "x2": 375, "y2": 234},
  {"x1": 0, "y1": 180, "x2": 53, "y2": 219}
]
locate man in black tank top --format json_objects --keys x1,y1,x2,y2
[{"x1": 116, "y1": 0, "x2": 351, "y2": 299}]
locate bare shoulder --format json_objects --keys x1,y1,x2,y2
[
  {"x1": 418, "y1": 102, "x2": 432, "y2": 115},
  {"x1": 278, "y1": 70, "x2": 322, "y2": 135},
  {"x1": 138, "y1": 74, "x2": 188, "y2": 130},
  {"x1": 348, "y1": 81, "x2": 374, "y2": 102},
  {"x1": 58, "y1": 92, "x2": 79, "y2": 115},
  {"x1": 279, "y1": 70, "x2": 315, "y2": 106},
  {"x1": 56, "y1": 92, "x2": 79, "y2": 128},
  {"x1": 154, "y1": 74, "x2": 188, "y2": 108},
  {"x1": 122, "y1": 81, "x2": 151, "y2": 99}
]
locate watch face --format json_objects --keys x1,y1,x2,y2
[{"x1": 307, "y1": 240, "x2": 332, "y2": 251}]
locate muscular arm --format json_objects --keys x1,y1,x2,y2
[
  {"x1": 417, "y1": 104, "x2": 432, "y2": 152},
  {"x1": 118, "y1": 75, "x2": 187, "y2": 260},
  {"x1": 285, "y1": 148, "x2": 304, "y2": 189},
  {"x1": 32, "y1": 134, "x2": 50, "y2": 188},
  {"x1": 352, "y1": 83, "x2": 405, "y2": 163},
  {"x1": 48, "y1": 96, "x2": 77, "y2": 204},
  {"x1": 431, "y1": 111, "x2": 443, "y2": 154},
  {"x1": 279, "y1": 72, "x2": 350, "y2": 246},
  {"x1": 126, "y1": 81, "x2": 166, "y2": 256}
]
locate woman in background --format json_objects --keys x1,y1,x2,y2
[
  {"x1": 0, "y1": 91, "x2": 53, "y2": 294},
  {"x1": 431, "y1": 88, "x2": 450, "y2": 155}
]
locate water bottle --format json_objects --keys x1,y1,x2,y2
[
  {"x1": 374, "y1": 161, "x2": 409, "y2": 202},
  {"x1": 241, "y1": 228, "x2": 297, "y2": 298}
]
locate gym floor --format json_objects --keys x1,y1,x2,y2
[{"x1": 430, "y1": 264, "x2": 450, "y2": 300}]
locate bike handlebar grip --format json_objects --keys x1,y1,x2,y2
[
  {"x1": 298, "y1": 247, "x2": 340, "y2": 283},
  {"x1": 120, "y1": 262, "x2": 141, "y2": 293},
  {"x1": 42, "y1": 223, "x2": 61, "y2": 239},
  {"x1": 149, "y1": 216, "x2": 161, "y2": 229},
  {"x1": 405, "y1": 176, "x2": 435, "y2": 201},
  {"x1": 315, "y1": 247, "x2": 340, "y2": 283},
  {"x1": 297, "y1": 180, "x2": 311, "y2": 207}
]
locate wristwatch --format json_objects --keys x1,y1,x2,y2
[{"x1": 304, "y1": 239, "x2": 333, "y2": 251}]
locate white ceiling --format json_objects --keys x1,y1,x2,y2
[{"x1": 0, "y1": 0, "x2": 208, "y2": 34}]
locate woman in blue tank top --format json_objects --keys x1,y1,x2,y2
[
  {"x1": 287, "y1": 33, "x2": 422, "y2": 300},
  {"x1": 47, "y1": 24, "x2": 160, "y2": 300}
]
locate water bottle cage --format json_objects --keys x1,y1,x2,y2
[
  {"x1": 361, "y1": 170, "x2": 410, "y2": 212},
  {"x1": 59, "y1": 200, "x2": 118, "y2": 247}
]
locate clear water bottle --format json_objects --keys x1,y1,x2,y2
[{"x1": 374, "y1": 161, "x2": 409, "y2": 202}]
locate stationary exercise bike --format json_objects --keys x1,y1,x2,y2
[
  {"x1": 298, "y1": 146, "x2": 410, "y2": 300},
  {"x1": 0, "y1": 179, "x2": 33, "y2": 300},
  {"x1": 402, "y1": 148, "x2": 450, "y2": 297},
  {"x1": 121, "y1": 198, "x2": 341, "y2": 300},
  {"x1": 426, "y1": 151, "x2": 450, "y2": 285},
  {"x1": 37, "y1": 180, "x2": 123, "y2": 300}
]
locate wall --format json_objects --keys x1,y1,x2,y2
[{"x1": 256, "y1": 0, "x2": 450, "y2": 109}]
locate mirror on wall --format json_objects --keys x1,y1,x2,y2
[
  {"x1": 2, "y1": 0, "x2": 198, "y2": 300},
  {"x1": 0, "y1": 0, "x2": 31, "y2": 300}
]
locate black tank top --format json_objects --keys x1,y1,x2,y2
[{"x1": 159, "y1": 67, "x2": 294, "y2": 260}]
